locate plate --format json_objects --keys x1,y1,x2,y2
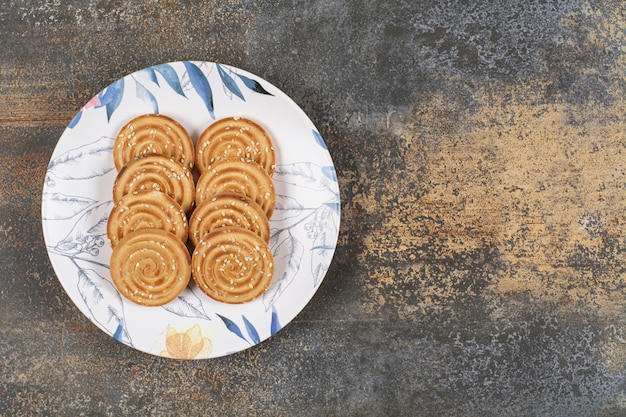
[{"x1": 41, "y1": 61, "x2": 340, "y2": 359}]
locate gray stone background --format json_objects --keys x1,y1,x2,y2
[{"x1": 1, "y1": 1, "x2": 625, "y2": 415}]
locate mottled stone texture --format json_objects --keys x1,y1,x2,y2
[{"x1": 1, "y1": 0, "x2": 625, "y2": 415}]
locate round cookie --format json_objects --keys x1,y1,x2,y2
[
  {"x1": 107, "y1": 190, "x2": 188, "y2": 248},
  {"x1": 188, "y1": 192, "x2": 270, "y2": 247},
  {"x1": 112, "y1": 154, "x2": 195, "y2": 214},
  {"x1": 195, "y1": 158, "x2": 275, "y2": 218},
  {"x1": 110, "y1": 229, "x2": 191, "y2": 306},
  {"x1": 191, "y1": 227, "x2": 274, "y2": 304},
  {"x1": 195, "y1": 117, "x2": 276, "y2": 176},
  {"x1": 113, "y1": 114, "x2": 194, "y2": 171}
]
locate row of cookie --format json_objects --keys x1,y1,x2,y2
[
  {"x1": 113, "y1": 113, "x2": 276, "y2": 176},
  {"x1": 108, "y1": 114, "x2": 194, "y2": 306},
  {"x1": 169, "y1": 114, "x2": 278, "y2": 304},
  {"x1": 188, "y1": 125, "x2": 277, "y2": 303}
]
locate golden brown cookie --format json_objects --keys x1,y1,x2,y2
[
  {"x1": 195, "y1": 158, "x2": 275, "y2": 218},
  {"x1": 107, "y1": 191, "x2": 188, "y2": 248},
  {"x1": 195, "y1": 117, "x2": 276, "y2": 176},
  {"x1": 110, "y1": 229, "x2": 191, "y2": 306},
  {"x1": 188, "y1": 192, "x2": 270, "y2": 247},
  {"x1": 191, "y1": 227, "x2": 274, "y2": 304},
  {"x1": 112, "y1": 154, "x2": 195, "y2": 214},
  {"x1": 113, "y1": 114, "x2": 194, "y2": 171}
]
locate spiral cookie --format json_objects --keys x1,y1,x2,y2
[
  {"x1": 107, "y1": 191, "x2": 188, "y2": 248},
  {"x1": 195, "y1": 117, "x2": 276, "y2": 176},
  {"x1": 195, "y1": 158, "x2": 275, "y2": 217},
  {"x1": 110, "y1": 229, "x2": 191, "y2": 306},
  {"x1": 188, "y1": 192, "x2": 270, "y2": 247},
  {"x1": 191, "y1": 227, "x2": 274, "y2": 304},
  {"x1": 113, "y1": 114, "x2": 194, "y2": 171},
  {"x1": 112, "y1": 154, "x2": 195, "y2": 213}
]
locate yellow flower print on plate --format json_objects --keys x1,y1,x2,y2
[{"x1": 160, "y1": 324, "x2": 213, "y2": 359}]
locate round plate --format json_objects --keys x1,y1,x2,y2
[{"x1": 41, "y1": 61, "x2": 340, "y2": 359}]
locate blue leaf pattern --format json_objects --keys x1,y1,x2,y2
[
  {"x1": 135, "y1": 81, "x2": 159, "y2": 114},
  {"x1": 113, "y1": 322, "x2": 125, "y2": 341},
  {"x1": 242, "y1": 315, "x2": 261, "y2": 344},
  {"x1": 153, "y1": 63, "x2": 186, "y2": 97},
  {"x1": 236, "y1": 73, "x2": 273, "y2": 96},
  {"x1": 324, "y1": 202, "x2": 341, "y2": 214},
  {"x1": 68, "y1": 110, "x2": 82, "y2": 129},
  {"x1": 42, "y1": 193, "x2": 96, "y2": 220},
  {"x1": 77, "y1": 268, "x2": 132, "y2": 345},
  {"x1": 263, "y1": 230, "x2": 304, "y2": 310},
  {"x1": 217, "y1": 64, "x2": 245, "y2": 101},
  {"x1": 216, "y1": 313, "x2": 248, "y2": 343},
  {"x1": 265, "y1": 158, "x2": 340, "y2": 303},
  {"x1": 321, "y1": 165, "x2": 338, "y2": 182},
  {"x1": 183, "y1": 61, "x2": 214, "y2": 118},
  {"x1": 141, "y1": 67, "x2": 159, "y2": 85},
  {"x1": 65, "y1": 63, "x2": 278, "y2": 143},
  {"x1": 272, "y1": 194, "x2": 306, "y2": 223},
  {"x1": 309, "y1": 204, "x2": 339, "y2": 286},
  {"x1": 312, "y1": 129, "x2": 327, "y2": 150},
  {"x1": 47, "y1": 136, "x2": 115, "y2": 181},
  {"x1": 54, "y1": 201, "x2": 111, "y2": 256},
  {"x1": 270, "y1": 306, "x2": 281, "y2": 335},
  {"x1": 98, "y1": 78, "x2": 124, "y2": 121},
  {"x1": 274, "y1": 162, "x2": 339, "y2": 194},
  {"x1": 162, "y1": 291, "x2": 211, "y2": 320}
]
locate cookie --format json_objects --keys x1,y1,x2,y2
[
  {"x1": 110, "y1": 229, "x2": 191, "y2": 306},
  {"x1": 195, "y1": 158, "x2": 275, "y2": 218},
  {"x1": 107, "y1": 190, "x2": 188, "y2": 248},
  {"x1": 191, "y1": 227, "x2": 274, "y2": 304},
  {"x1": 195, "y1": 117, "x2": 276, "y2": 176},
  {"x1": 113, "y1": 114, "x2": 194, "y2": 171},
  {"x1": 188, "y1": 192, "x2": 270, "y2": 247},
  {"x1": 112, "y1": 154, "x2": 195, "y2": 214}
]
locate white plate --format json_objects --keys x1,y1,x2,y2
[{"x1": 41, "y1": 61, "x2": 340, "y2": 359}]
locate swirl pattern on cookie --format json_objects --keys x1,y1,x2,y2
[
  {"x1": 195, "y1": 158, "x2": 275, "y2": 217},
  {"x1": 110, "y1": 229, "x2": 191, "y2": 306},
  {"x1": 112, "y1": 154, "x2": 195, "y2": 213},
  {"x1": 107, "y1": 191, "x2": 188, "y2": 248},
  {"x1": 113, "y1": 114, "x2": 194, "y2": 171},
  {"x1": 191, "y1": 227, "x2": 274, "y2": 304},
  {"x1": 188, "y1": 192, "x2": 269, "y2": 247},
  {"x1": 195, "y1": 117, "x2": 276, "y2": 176}
]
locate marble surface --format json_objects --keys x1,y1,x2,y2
[{"x1": 1, "y1": 1, "x2": 625, "y2": 415}]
